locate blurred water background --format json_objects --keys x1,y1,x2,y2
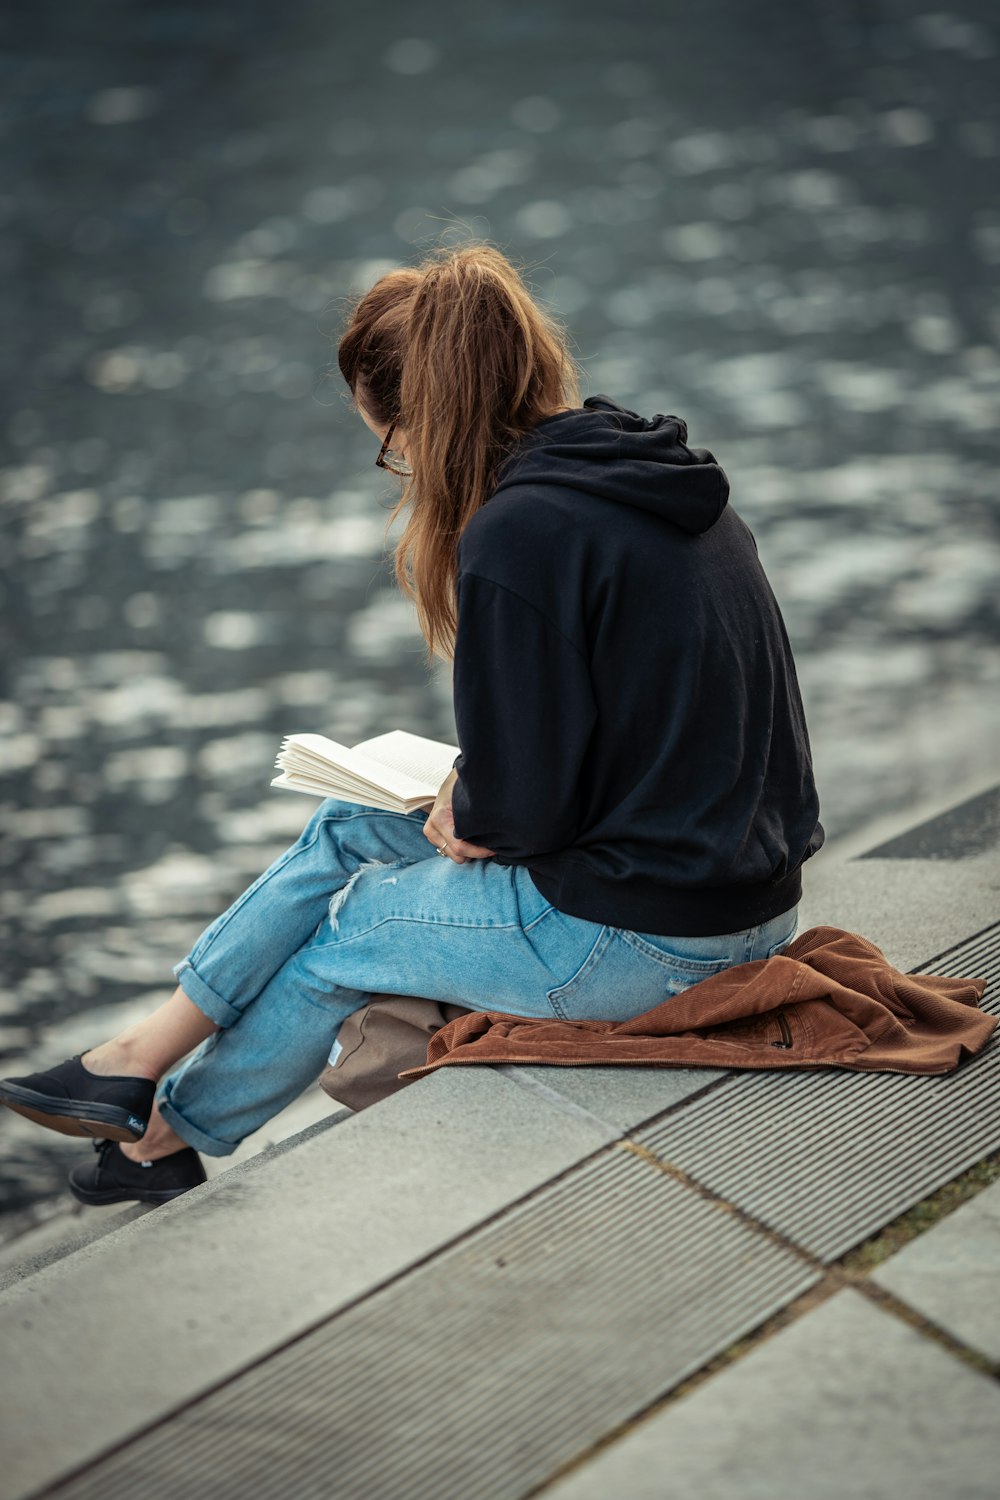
[{"x1": 1, "y1": 0, "x2": 998, "y2": 1224}]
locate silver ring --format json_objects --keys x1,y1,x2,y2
[{"x1": 436, "y1": 842, "x2": 449, "y2": 857}]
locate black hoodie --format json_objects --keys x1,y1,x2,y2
[{"x1": 450, "y1": 395, "x2": 824, "y2": 937}]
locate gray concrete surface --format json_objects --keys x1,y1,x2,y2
[
  {"x1": 503, "y1": 1059, "x2": 725, "y2": 1131},
  {"x1": 873, "y1": 1177, "x2": 1000, "y2": 1364},
  {"x1": 543, "y1": 1290, "x2": 1000, "y2": 1500},
  {"x1": 799, "y1": 841, "x2": 1000, "y2": 972},
  {"x1": 0, "y1": 1065, "x2": 617, "y2": 1500}
]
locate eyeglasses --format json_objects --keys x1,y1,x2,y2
[{"x1": 375, "y1": 421, "x2": 413, "y2": 478}]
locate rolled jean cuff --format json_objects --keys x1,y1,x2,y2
[
  {"x1": 173, "y1": 959, "x2": 244, "y2": 1029},
  {"x1": 156, "y1": 1089, "x2": 239, "y2": 1158}
]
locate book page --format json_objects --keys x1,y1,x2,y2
[{"x1": 353, "y1": 730, "x2": 459, "y2": 795}]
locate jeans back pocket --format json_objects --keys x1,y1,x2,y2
[{"x1": 545, "y1": 927, "x2": 732, "y2": 1022}]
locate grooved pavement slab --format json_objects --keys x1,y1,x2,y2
[
  {"x1": 872, "y1": 1178, "x2": 1000, "y2": 1364},
  {"x1": 0, "y1": 1067, "x2": 618, "y2": 1500},
  {"x1": 542, "y1": 1290, "x2": 1000, "y2": 1500}
]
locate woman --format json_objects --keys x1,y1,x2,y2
[{"x1": 0, "y1": 244, "x2": 823, "y2": 1204}]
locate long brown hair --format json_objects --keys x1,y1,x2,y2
[{"x1": 337, "y1": 244, "x2": 580, "y2": 658}]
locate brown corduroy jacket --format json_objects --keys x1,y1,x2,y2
[{"x1": 321, "y1": 927, "x2": 992, "y2": 1110}]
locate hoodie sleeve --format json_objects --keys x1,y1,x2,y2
[{"x1": 450, "y1": 571, "x2": 597, "y2": 859}]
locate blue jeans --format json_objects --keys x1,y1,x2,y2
[{"x1": 159, "y1": 798, "x2": 798, "y2": 1155}]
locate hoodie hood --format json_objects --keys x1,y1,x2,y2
[{"x1": 493, "y1": 394, "x2": 730, "y2": 536}]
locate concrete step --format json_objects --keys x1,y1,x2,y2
[{"x1": 0, "y1": 1083, "x2": 344, "y2": 1292}]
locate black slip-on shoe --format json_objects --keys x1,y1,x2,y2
[
  {"x1": 68, "y1": 1139, "x2": 207, "y2": 1206},
  {"x1": 0, "y1": 1055, "x2": 155, "y2": 1143}
]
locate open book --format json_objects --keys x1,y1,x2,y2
[{"x1": 271, "y1": 729, "x2": 460, "y2": 813}]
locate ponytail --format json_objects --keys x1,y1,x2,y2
[{"x1": 338, "y1": 244, "x2": 579, "y2": 658}]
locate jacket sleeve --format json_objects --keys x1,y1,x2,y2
[{"x1": 450, "y1": 571, "x2": 597, "y2": 859}]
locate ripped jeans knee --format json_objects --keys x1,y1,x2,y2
[{"x1": 327, "y1": 857, "x2": 408, "y2": 932}]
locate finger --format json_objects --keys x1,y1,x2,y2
[
  {"x1": 447, "y1": 837, "x2": 496, "y2": 859},
  {"x1": 422, "y1": 814, "x2": 493, "y2": 861},
  {"x1": 439, "y1": 836, "x2": 483, "y2": 864},
  {"x1": 422, "y1": 814, "x2": 448, "y2": 847},
  {"x1": 438, "y1": 813, "x2": 494, "y2": 859},
  {"x1": 422, "y1": 817, "x2": 463, "y2": 861}
]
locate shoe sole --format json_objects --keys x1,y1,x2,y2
[{"x1": 0, "y1": 1085, "x2": 147, "y2": 1143}]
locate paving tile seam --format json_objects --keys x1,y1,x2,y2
[
  {"x1": 495, "y1": 1064, "x2": 629, "y2": 1131},
  {"x1": 768, "y1": 1143, "x2": 1000, "y2": 1263},
  {"x1": 527, "y1": 1192, "x2": 1000, "y2": 1500},
  {"x1": 846, "y1": 1276, "x2": 1000, "y2": 1382},
  {"x1": 630, "y1": 1131, "x2": 1000, "y2": 1269},
  {"x1": 847, "y1": 1150, "x2": 1000, "y2": 1268},
  {"x1": 501, "y1": 1058, "x2": 740, "y2": 1136},
  {"x1": 616, "y1": 1138, "x2": 826, "y2": 1270}
]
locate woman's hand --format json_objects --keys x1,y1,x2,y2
[{"x1": 423, "y1": 769, "x2": 496, "y2": 864}]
